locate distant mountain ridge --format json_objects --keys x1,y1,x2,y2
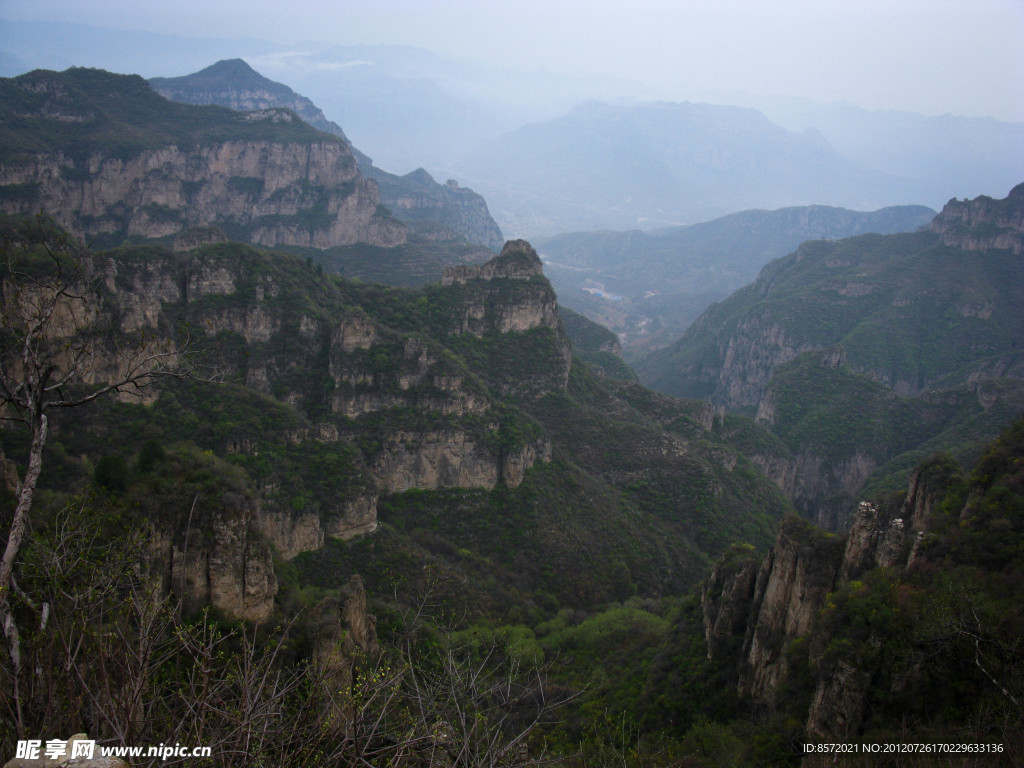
[
  {"x1": 459, "y1": 100, "x2": 921, "y2": 236},
  {"x1": 754, "y1": 96, "x2": 1024, "y2": 209},
  {"x1": 537, "y1": 203, "x2": 936, "y2": 359},
  {"x1": 151, "y1": 59, "x2": 504, "y2": 251},
  {"x1": 637, "y1": 185, "x2": 1024, "y2": 528},
  {"x1": 4, "y1": 20, "x2": 1021, "y2": 241}
]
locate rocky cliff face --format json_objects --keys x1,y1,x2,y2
[
  {"x1": 930, "y1": 182, "x2": 1024, "y2": 254},
  {"x1": 726, "y1": 517, "x2": 845, "y2": 701},
  {"x1": 0, "y1": 67, "x2": 406, "y2": 250},
  {"x1": 701, "y1": 467, "x2": 949, "y2": 739},
  {"x1": 0, "y1": 135, "x2": 405, "y2": 248},
  {"x1": 370, "y1": 429, "x2": 551, "y2": 493},
  {"x1": 148, "y1": 484, "x2": 279, "y2": 623},
  {"x1": 150, "y1": 59, "x2": 503, "y2": 251},
  {"x1": 442, "y1": 240, "x2": 572, "y2": 395},
  {"x1": 311, "y1": 575, "x2": 380, "y2": 732},
  {"x1": 374, "y1": 168, "x2": 504, "y2": 251},
  {"x1": 75, "y1": 237, "x2": 563, "y2": 621},
  {"x1": 442, "y1": 239, "x2": 562, "y2": 335}
]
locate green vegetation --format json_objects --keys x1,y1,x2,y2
[
  {"x1": 537, "y1": 204, "x2": 935, "y2": 359},
  {"x1": 1, "y1": 201, "x2": 1021, "y2": 764},
  {"x1": 639, "y1": 203, "x2": 1024, "y2": 527},
  {"x1": 0, "y1": 67, "x2": 338, "y2": 165}
]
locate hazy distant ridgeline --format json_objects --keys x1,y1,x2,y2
[
  {"x1": 755, "y1": 96, "x2": 1024, "y2": 211},
  {"x1": 3, "y1": 20, "x2": 1022, "y2": 242},
  {"x1": 456, "y1": 101, "x2": 945, "y2": 236},
  {"x1": 536, "y1": 203, "x2": 936, "y2": 360}
]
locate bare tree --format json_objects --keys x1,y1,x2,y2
[{"x1": 0, "y1": 216, "x2": 188, "y2": 737}]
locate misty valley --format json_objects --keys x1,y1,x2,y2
[{"x1": 0, "y1": 52, "x2": 1022, "y2": 768}]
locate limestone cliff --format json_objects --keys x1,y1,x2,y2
[
  {"x1": 373, "y1": 168, "x2": 504, "y2": 251},
  {"x1": 701, "y1": 468, "x2": 949, "y2": 740},
  {"x1": 370, "y1": 429, "x2": 552, "y2": 492},
  {"x1": 0, "y1": 67, "x2": 406, "y2": 249},
  {"x1": 930, "y1": 181, "x2": 1024, "y2": 254},
  {"x1": 441, "y1": 240, "x2": 572, "y2": 396},
  {"x1": 148, "y1": 484, "x2": 279, "y2": 623},
  {"x1": 311, "y1": 575, "x2": 380, "y2": 732},
  {"x1": 0, "y1": 137, "x2": 405, "y2": 248},
  {"x1": 63, "y1": 235, "x2": 561, "y2": 622},
  {"x1": 729, "y1": 517, "x2": 844, "y2": 701},
  {"x1": 442, "y1": 239, "x2": 562, "y2": 337},
  {"x1": 150, "y1": 60, "x2": 503, "y2": 251}
]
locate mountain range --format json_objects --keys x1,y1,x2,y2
[
  {"x1": 0, "y1": 50, "x2": 1022, "y2": 766},
  {"x1": 150, "y1": 59, "x2": 505, "y2": 252},
  {"x1": 3, "y1": 20, "x2": 1022, "y2": 240},
  {"x1": 536, "y1": 203, "x2": 936, "y2": 359},
  {"x1": 457, "y1": 100, "x2": 924, "y2": 235},
  {"x1": 638, "y1": 184, "x2": 1024, "y2": 528}
]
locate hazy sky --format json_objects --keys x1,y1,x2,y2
[{"x1": 3, "y1": 0, "x2": 1023, "y2": 121}]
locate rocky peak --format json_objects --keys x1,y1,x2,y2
[
  {"x1": 442, "y1": 239, "x2": 545, "y2": 285},
  {"x1": 930, "y1": 182, "x2": 1024, "y2": 253},
  {"x1": 439, "y1": 239, "x2": 566, "y2": 357},
  {"x1": 150, "y1": 61, "x2": 504, "y2": 251},
  {"x1": 378, "y1": 167, "x2": 505, "y2": 251},
  {"x1": 703, "y1": 496, "x2": 926, "y2": 708},
  {"x1": 151, "y1": 59, "x2": 346, "y2": 141},
  {"x1": 837, "y1": 501, "x2": 906, "y2": 582}
]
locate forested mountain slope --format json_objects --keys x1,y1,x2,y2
[
  {"x1": 638, "y1": 185, "x2": 1024, "y2": 528},
  {"x1": 537, "y1": 203, "x2": 935, "y2": 358},
  {"x1": 0, "y1": 222, "x2": 790, "y2": 628}
]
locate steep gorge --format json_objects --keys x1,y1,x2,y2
[{"x1": 640, "y1": 185, "x2": 1024, "y2": 529}]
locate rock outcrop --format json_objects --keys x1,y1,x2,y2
[
  {"x1": 930, "y1": 182, "x2": 1024, "y2": 254},
  {"x1": 441, "y1": 240, "x2": 572, "y2": 395},
  {"x1": 0, "y1": 67, "x2": 406, "y2": 249},
  {"x1": 1, "y1": 138, "x2": 405, "y2": 248},
  {"x1": 730, "y1": 517, "x2": 845, "y2": 701},
  {"x1": 442, "y1": 240, "x2": 562, "y2": 336},
  {"x1": 151, "y1": 491, "x2": 278, "y2": 623},
  {"x1": 256, "y1": 493, "x2": 379, "y2": 561},
  {"x1": 442, "y1": 239, "x2": 549, "y2": 287},
  {"x1": 151, "y1": 60, "x2": 503, "y2": 251},
  {"x1": 375, "y1": 170, "x2": 504, "y2": 251},
  {"x1": 701, "y1": 463, "x2": 956, "y2": 740},
  {"x1": 312, "y1": 575, "x2": 380, "y2": 732},
  {"x1": 371, "y1": 429, "x2": 551, "y2": 492}
]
